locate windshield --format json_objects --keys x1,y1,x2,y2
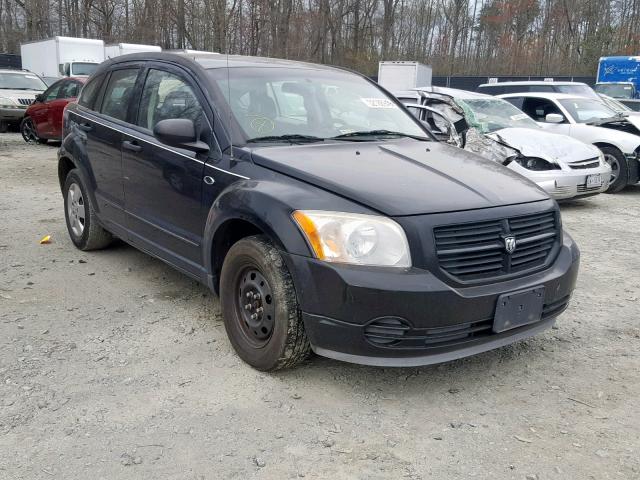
[
  {"x1": 594, "y1": 83, "x2": 635, "y2": 99},
  {"x1": 455, "y1": 97, "x2": 540, "y2": 133},
  {"x1": 208, "y1": 67, "x2": 427, "y2": 143},
  {"x1": 72, "y1": 63, "x2": 99, "y2": 76},
  {"x1": 559, "y1": 98, "x2": 619, "y2": 123},
  {"x1": 599, "y1": 94, "x2": 631, "y2": 112},
  {"x1": 555, "y1": 84, "x2": 599, "y2": 99},
  {"x1": 0, "y1": 72, "x2": 47, "y2": 91}
]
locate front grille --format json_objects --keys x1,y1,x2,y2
[
  {"x1": 569, "y1": 157, "x2": 600, "y2": 170},
  {"x1": 577, "y1": 184, "x2": 603, "y2": 193},
  {"x1": 364, "y1": 317, "x2": 493, "y2": 349},
  {"x1": 17, "y1": 98, "x2": 33, "y2": 105},
  {"x1": 434, "y1": 210, "x2": 559, "y2": 282},
  {"x1": 363, "y1": 295, "x2": 571, "y2": 350}
]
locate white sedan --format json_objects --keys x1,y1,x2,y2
[
  {"x1": 499, "y1": 92, "x2": 640, "y2": 192},
  {"x1": 397, "y1": 87, "x2": 611, "y2": 200}
]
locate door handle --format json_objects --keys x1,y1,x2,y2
[
  {"x1": 122, "y1": 140, "x2": 142, "y2": 153},
  {"x1": 77, "y1": 122, "x2": 92, "y2": 132}
]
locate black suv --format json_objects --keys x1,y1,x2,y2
[{"x1": 58, "y1": 53, "x2": 580, "y2": 370}]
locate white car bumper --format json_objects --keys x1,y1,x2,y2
[{"x1": 510, "y1": 163, "x2": 612, "y2": 200}]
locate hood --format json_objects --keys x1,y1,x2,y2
[
  {"x1": 621, "y1": 114, "x2": 640, "y2": 130},
  {"x1": 249, "y1": 140, "x2": 548, "y2": 216},
  {"x1": 488, "y1": 127, "x2": 599, "y2": 163}
]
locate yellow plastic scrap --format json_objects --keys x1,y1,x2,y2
[{"x1": 39, "y1": 235, "x2": 52, "y2": 245}]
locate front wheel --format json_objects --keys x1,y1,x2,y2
[
  {"x1": 20, "y1": 117, "x2": 46, "y2": 143},
  {"x1": 600, "y1": 146, "x2": 629, "y2": 193},
  {"x1": 220, "y1": 235, "x2": 311, "y2": 371}
]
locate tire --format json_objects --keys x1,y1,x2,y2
[
  {"x1": 0, "y1": 121, "x2": 7, "y2": 133},
  {"x1": 20, "y1": 117, "x2": 40, "y2": 143},
  {"x1": 63, "y1": 169, "x2": 113, "y2": 250},
  {"x1": 220, "y1": 235, "x2": 311, "y2": 371},
  {"x1": 600, "y1": 146, "x2": 629, "y2": 193}
]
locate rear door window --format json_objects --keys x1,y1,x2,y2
[{"x1": 100, "y1": 69, "x2": 139, "y2": 122}]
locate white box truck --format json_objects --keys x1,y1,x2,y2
[
  {"x1": 104, "y1": 43, "x2": 162, "y2": 59},
  {"x1": 20, "y1": 36, "x2": 105, "y2": 79},
  {"x1": 377, "y1": 61, "x2": 432, "y2": 91}
]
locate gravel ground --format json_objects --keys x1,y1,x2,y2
[{"x1": 0, "y1": 132, "x2": 639, "y2": 480}]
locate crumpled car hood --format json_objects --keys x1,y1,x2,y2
[{"x1": 486, "y1": 127, "x2": 599, "y2": 163}]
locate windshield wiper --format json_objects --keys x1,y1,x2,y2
[
  {"x1": 330, "y1": 130, "x2": 429, "y2": 141},
  {"x1": 246, "y1": 134, "x2": 325, "y2": 144}
]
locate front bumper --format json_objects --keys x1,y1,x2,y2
[
  {"x1": 516, "y1": 165, "x2": 611, "y2": 200},
  {"x1": 625, "y1": 153, "x2": 640, "y2": 185},
  {"x1": 0, "y1": 106, "x2": 27, "y2": 122},
  {"x1": 286, "y1": 232, "x2": 580, "y2": 367}
]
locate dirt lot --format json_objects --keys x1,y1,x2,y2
[{"x1": 0, "y1": 132, "x2": 639, "y2": 480}]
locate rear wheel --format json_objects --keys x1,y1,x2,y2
[
  {"x1": 220, "y1": 235, "x2": 311, "y2": 371},
  {"x1": 0, "y1": 121, "x2": 7, "y2": 133},
  {"x1": 600, "y1": 146, "x2": 628, "y2": 193},
  {"x1": 63, "y1": 169, "x2": 113, "y2": 250}
]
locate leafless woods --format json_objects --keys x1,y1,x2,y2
[{"x1": 2, "y1": 0, "x2": 639, "y2": 75}]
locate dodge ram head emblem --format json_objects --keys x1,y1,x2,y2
[{"x1": 504, "y1": 235, "x2": 517, "y2": 254}]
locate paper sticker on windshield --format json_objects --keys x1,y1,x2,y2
[
  {"x1": 510, "y1": 113, "x2": 529, "y2": 121},
  {"x1": 361, "y1": 98, "x2": 398, "y2": 109}
]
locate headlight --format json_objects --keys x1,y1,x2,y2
[
  {"x1": 0, "y1": 96, "x2": 15, "y2": 107},
  {"x1": 292, "y1": 210, "x2": 411, "y2": 267},
  {"x1": 515, "y1": 156, "x2": 561, "y2": 171}
]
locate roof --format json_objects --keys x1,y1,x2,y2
[
  {"x1": 415, "y1": 86, "x2": 491, "y2": 99},
  {"x1": 393, "y1": 86, "x2": 493, "y2": 101},
  {"x1": 478, "y1": 80, "x2": 588, "y2": 87},
  {"x1": 498, "y1": 92, "x2": 585, "y2": 101},
  {"x1": 106, "y1": 52, "x2": 343, "y2": 73},
  {"x1": 0, "y1": 68, "x2": 36, "y2": 74}
]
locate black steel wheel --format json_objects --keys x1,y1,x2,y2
[
  {"x1": 235, "y1": 268, "x2": 276, "y2": 347},
  {"x1": 220, "y1": 235, "x2": 311, "y2": 371}
]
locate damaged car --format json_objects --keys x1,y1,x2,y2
[
  {"x1": 395, "y1": 87, "x2": 611, "y2": 200},
  {"x1": 499, "y1": 92, "x2": 640, "y2": 193}
]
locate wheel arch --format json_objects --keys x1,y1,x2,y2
[
  {"x1": 203, "y1": 182, "x2": 315, "y2": 295},
  {"x1": 593, "y1": 142, "x2": 623, "y2": 153},
  {"x1": 58, "y1": 155, "x2": 76, "y2": 190}
]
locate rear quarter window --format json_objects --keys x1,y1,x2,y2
[{"x1": 78, "y1": 74, "x2": 105, "y2": 109}]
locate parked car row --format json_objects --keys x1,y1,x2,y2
[{"x1": 392, "y1": 80, "x2": 640, "y2": 197}]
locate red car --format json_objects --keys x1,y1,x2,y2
[{"x1": 21, "y1": 77, "x2": 86, "y2": 143}]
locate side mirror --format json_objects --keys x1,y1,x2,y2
[
  {"x1": 153, "y1": 118, "x2": 210, "y2": 153},
  {"x1": 63, "y1": 63, "x2": 71, "y2": 76},
  {"x1": 35, "y1": 94, "x2": 44, "y2": 103},
  {"x1": 545, "y1": 113, "x2": 564, "y2": 124}
]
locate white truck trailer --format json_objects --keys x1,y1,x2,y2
[
  {"x1": 104, "y1": 43, "x2": 162, "y2": 58},
  {"x1": 377, "y1": 61, "x2": 432, "y2": 91},
  {"x1": 20, "y1": 36, "x2": 105, "y2": 78}
]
